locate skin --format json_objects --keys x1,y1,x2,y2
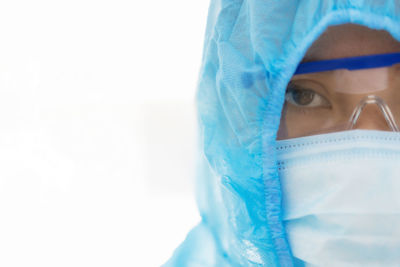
[
  {"x1": 304, "y1": 24, "x2": 400, "y2": 61},
  {"x1": 277, "y1": 24, "x2": 400, "y2": 140}
]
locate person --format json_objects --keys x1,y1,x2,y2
[{"x1": 164, "y1": 1, "x2": 400, "y2": 266}]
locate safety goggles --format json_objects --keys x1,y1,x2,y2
[{"x1": 277, "y1": 53, "x2": 400, "y2": 140}]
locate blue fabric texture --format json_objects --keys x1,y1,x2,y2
[{"x1": 163, "y1": 1, "x2": 400, "y2": 266}]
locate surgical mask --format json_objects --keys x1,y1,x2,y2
[
  {"x1": 277, "y1": 53, "x2": 400, "y2": 140},
  {"x1": 275, "y1": 53, "x2": 400, "y2": 266},
  {"x1": 276, "y1": 129, "x2": 400, "y2": 266}
]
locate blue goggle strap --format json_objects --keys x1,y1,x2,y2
[{"x1": 294, "y1": 52, "x2": 400, "y2": 75}]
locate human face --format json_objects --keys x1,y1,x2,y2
[{"x1": 277, "y1": 24, "x2": 400, "y2": 140}]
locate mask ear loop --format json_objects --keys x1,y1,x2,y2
[{"x1": 347, "y1": 95, "x2": 400, "y2": 132}]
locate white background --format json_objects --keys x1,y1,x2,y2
[{"x1": 0, "y1": 1, "x2": 208, "y2": 266}]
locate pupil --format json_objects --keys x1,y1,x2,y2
[{"x1": 292, "y1": 89, "x2": 314, "y2": 105}]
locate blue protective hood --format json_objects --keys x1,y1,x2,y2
[{"x1": 163, "y1": 1, "x2": 400, "y2": 266}]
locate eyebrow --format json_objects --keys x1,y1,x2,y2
[{"x1": 301, "y1": 55, "x2": 318, "y2": 63}]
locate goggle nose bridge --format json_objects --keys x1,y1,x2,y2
[{"x1": 347, "y1": 95, "x2": 400, "y2": 132}]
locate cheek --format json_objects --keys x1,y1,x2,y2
[{"x1": 278, "y1": 104, "x2": 338, "y2": 139}]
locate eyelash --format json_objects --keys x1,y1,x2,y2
[{"x1": 285, "y1": 84, "x2": 331, "y2": 108}]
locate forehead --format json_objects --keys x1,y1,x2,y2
[{"x1": 303, "y1": 24, "x2": 400, "y2": 62}]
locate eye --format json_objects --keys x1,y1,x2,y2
[{"x1": 285, "y1": 83, "x2": 331, "y2": 108}]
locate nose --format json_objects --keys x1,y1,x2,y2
[{"x1": 351, "y1": 103, "x2": 395, "y2": 131}]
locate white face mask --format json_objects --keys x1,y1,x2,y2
[{"x1": 276, "y1": 130, "x2": 400, "y2": 266}]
